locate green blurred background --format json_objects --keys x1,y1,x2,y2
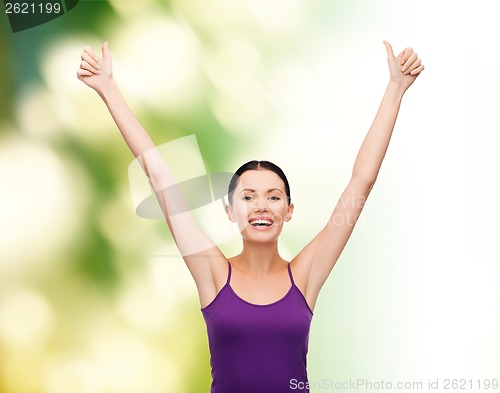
[{"x1": 1, "y1": 0, "x2": 499, "y2": 392}]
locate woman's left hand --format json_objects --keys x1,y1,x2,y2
[{"x1": 383, "y1": 41, "x2": 424, "y2": 92}]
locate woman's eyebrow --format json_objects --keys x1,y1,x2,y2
[{"x1": 239, "y1": 188, "x2": 283, "y2": 193}]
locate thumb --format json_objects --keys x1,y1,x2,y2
[
  {"x1": 383, "y1": 40, "x2": 395, "y2": 60},
  {"x1": 102, "y1": 41, "x2": 110, "y2": 58}
]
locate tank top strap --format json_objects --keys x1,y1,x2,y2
[
  {"x1": 226, "y1": 260, "x2": 232, "y2": 285},
  {"x1": 287, "y1": 262, "x2": 295, "y2": 286}
]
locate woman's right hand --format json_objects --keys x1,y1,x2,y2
[{"x1": 77, "y1": 41, "x2": 113, "y2": 93}]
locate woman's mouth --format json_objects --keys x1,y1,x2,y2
[{"x1": 249, "y1": 218, "x2": 274, "y2": 229}]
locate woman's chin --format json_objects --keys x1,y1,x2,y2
[{"x1": 240, "y1": 224, "x2": 283, "y2": 243}]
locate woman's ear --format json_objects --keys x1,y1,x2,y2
[
  {"x1": 226, "y1": 202, "x2": 236, "y2": 222},
  {"x1": 284, "y1": 202, "x2": 294, "y2": 222}
]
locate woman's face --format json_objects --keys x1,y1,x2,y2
[{"x1": 226, "y1": 169, "x2": 294, "y2": 243}]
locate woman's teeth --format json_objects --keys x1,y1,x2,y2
[{"x1": 250, "y1": 219, "x2": 272, "y2": 226}]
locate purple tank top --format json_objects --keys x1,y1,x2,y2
[{"x1": 200, "y1": 261, "x2": 314, "y2": 393}]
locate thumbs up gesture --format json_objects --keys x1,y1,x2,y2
[
  {"x1": 383, "y1": 41, "x2": 424, "y2": 92},
  {"x1": 77, "y1": 41, "x2": 114, "y2": 94}
]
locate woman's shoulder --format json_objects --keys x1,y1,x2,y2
[{"x1": 289, "y1": 257, "x2": 309, "y2": 291}]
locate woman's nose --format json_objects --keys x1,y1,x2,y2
[{"x1": 253, "y1": 198, "x2": 268, "y2": 212}]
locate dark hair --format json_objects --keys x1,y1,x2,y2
[{"x1": 227, "y1": 160, "x2": 291, "y2": 205}]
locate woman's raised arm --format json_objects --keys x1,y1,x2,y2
[
  {"x1": 77, "y1": 42, "x2": 228, "y2": 308},
  {"x1": 351, "y1": 41, "x2": 424, "y2": 182},
  {"x1": 77, "y1": 42, "x2": 158, "y2": 172},
  {"x1": 291, "y1": 41, "x2": 424, "y2": 311}
]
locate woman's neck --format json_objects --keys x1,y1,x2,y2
[{"x1": 232, "y1": 240, "x2": 286, "y2": 277}]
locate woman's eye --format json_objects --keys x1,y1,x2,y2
[
  {"x1": 270, "y1": 196, "x2": 280, "y2": 201},
  {"x1": 243, "y1": 196, "x2": 253, "y2": 201}
]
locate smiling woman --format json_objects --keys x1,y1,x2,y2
[
  {"x1": 226, "y1": 161, "x2": 293, "y2": 237},
  {"x1": 76, "y1": 40, "x2": 424, "y2": 393}
]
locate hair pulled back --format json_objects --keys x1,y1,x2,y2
[{"x1": 227, "y1": 160, "x2": 291, "y2": 205}]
